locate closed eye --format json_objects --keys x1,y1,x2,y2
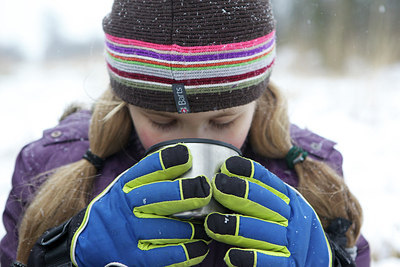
[
  {"x1": 150, "y1": 119, "x2": 177, "y2": 130},
  {"x1": 209, "y1": 119, "x2": 235, "y2": 130}
]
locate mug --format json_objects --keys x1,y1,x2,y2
[{"x1": 146, "y1": 138, "x2": 241, "y2": 220}]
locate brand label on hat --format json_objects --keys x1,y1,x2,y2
[{"x1": 172, "y1": 84, "x2": 190, "y2": 114}]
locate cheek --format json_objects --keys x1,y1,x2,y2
[
  {"x1": 129, "y1": 106, "x2": 174, "y2": 150},
  {"x1": 136, "y1": 128, "x2": 164, "y2": 150},
  {"x1": 208, "y1": 124, "x2": 249, "y2": 149},
  {"x1": 220, "y1": 130, "x2": 248, "y2": 149},
  {"x1": 215, "y1": 116, "x2": 254, "y2": 149},
  {"x1": 136, "y1": 126, "x2": 181, "y2": 150}
]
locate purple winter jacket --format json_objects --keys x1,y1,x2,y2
[{"x1": 0, "y1": 110, "x2": 370, "y2": 266}]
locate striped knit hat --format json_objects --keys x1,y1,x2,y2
[{"x1": 103, "y1": 0, "x2": 276, "y2": 113}]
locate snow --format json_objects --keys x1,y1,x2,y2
[{"x1": 273, "y1": 48, "x2": 400, "y2": 265}]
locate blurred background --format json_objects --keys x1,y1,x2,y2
[
  {"x1": 0, "y1": 0, "x2": 399, "y2": 265},
  {"x1": 274, "y1": 0, "x2": 400, "y2": 70}
]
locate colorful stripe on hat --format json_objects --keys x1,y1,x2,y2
[{"x1": 105, "y1": 31, "x2": 275, "y2": 94}]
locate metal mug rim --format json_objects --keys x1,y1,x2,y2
[{"x1": 145, "y1": 138, "x2": 242, "y2": 156}]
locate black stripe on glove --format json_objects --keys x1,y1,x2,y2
[{"x1": 161, "y1": 144, "x2": 190, "y2": 168}]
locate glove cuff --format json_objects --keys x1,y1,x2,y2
[
  {"x1": 325, "y1": 218, "x2": 356, "y2": 267},
  {"x1": 11, "y1": 261, "x2": 27, "y2": 267},
  {"x1": 27, "y1": 209, "x2": 86, "y2": 266}
]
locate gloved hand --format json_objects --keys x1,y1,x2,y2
[
  {"x1": 204, "y1": 156, "x2": 332, "y2": 266},
  {"x1": 70, "y1": 144, "x2": 212, "y2": 266}
]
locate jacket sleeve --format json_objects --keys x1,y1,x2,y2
[
  {"x1": 354, "y1": 234, "x2": 370, "y2": 266},
  {"x1": 0, "y1": 111, "x2": 91, "y2": 266},
  {"x1": 0, "y1": 143, "x2": 41, "y2": 267}
]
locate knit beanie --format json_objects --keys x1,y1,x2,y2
[{"x1": 103, "y1": 0, "x2": 276, "y2": 113}]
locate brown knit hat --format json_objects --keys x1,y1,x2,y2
[{"x1": 103, "y1": 0, "x2": 276, "y2": 113}]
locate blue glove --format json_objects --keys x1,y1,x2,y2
[
  {"x1": 70, "y1": 144, "x2": 211, "y2": 266},
  {"x1": 205, "y1": 156, "x2": 332, "y2": 266}
]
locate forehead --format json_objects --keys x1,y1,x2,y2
[{"x1": 132, "y1": 102, "x2": 255, "y2": 118}]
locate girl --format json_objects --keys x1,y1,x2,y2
[{"x1": 1, "y1": 0, "x2": 370, "y2": 266}]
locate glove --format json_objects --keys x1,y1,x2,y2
[
  {"x1": 204, "y1": 156, "x2": 332, "y2": 266},
  {"x1": 70, "y1": 144, "x2": 212, "y2": 266}
]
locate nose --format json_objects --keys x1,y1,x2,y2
[
  {"x1": 178, "y1": 131, "x2": 204, "y2": 139},
  {"x1": 178, "y1": 125, "x2": 209, "y2": 140}
]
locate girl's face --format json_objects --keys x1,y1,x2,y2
[{"x1": 128, "y1": 101, "x2": 257, "y2": 150}]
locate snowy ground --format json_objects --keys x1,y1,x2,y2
[
  {"x1": 0, "y1": 48, "x2": 399, "y2": 266},
  {"x1": 273, "y1": 49, "x2": 400, "y2": 266}
]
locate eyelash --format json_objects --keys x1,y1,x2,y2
[
  {"x1": 150, "y1": 120, "x2": 234, "y2": 131},
  {"x1": 150, "y1": 120, "x2": 177, "y2": 130},
  {"x1": 209, "y1": 120, "x2": 234, "y2": 130}
]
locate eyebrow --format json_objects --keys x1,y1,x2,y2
[
  {"x1": 213, "y1": 111, "x2": 239, "y2": 118},
  {"x1": 144, "y1": 110, "x2": 177, "y2": 117},
  {"x1": 145, "y1": 108, "x2": 241, "y2": 118}
]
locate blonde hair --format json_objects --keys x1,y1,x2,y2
[
  {"x1": 17, "y1": 89, "x2": 132, "y2": 263},
  {"x1": 250, "y1": 83, "x2": 362, "y2": 246},
  {"x1": 17, "y1": 84, "x2": 362, "y2": 262}
]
